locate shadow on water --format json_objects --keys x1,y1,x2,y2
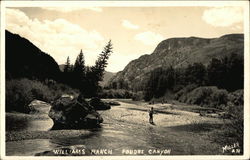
[
  {"x1": 6, "y1": 114, "x2": 53, "y2": 131},
  {"x1": 168, "y1": 122, "x2": 222, "y2": 133},
  {"x1": 6, "y1": 116, "x2": 29, "y2": 131},
  {"x1": 50, "y1": 123, "x2": 102, "y2": 130}
]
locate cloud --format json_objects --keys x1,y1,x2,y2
[
  {"x1": 122, "y1": 20, "x2": 139, "y2": 30},
  {"x1": 107, "y1": 54, "x2": 140, "y2": 72},
  {"x1": 202, "y1": 7, "x2": 243, "y2": 27},
  {"x1": 134, "y1": 31, "x2": 165, "y2": 46},
  {"x1": 41, "y1": 7, "x2": 103, "y2": 12},
  {"x1": 6, "y1": 8, "x2": 105, "y2": 65},
  {"x1": 231, "y1": 25, "x2": 242, "y2": 31}
]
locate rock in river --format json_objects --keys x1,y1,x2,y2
[
  {"x1": 89, "y1": 97, "x2": 111, "y2": 110},
  {"x1": 107, "y1": 101, "x2": 120, "y2": 106},
  {"x1": 48, "y1": 95, "x2": 103, "y2": 129}
]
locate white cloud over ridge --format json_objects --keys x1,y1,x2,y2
[
  {"x1": 41, "y1": 7, "x2": 103, "y2": 13},
  {"x1": 6, "y1": 8, "x2": 105, "y2": 65},
  {"x1": 134, "y1": 31, "x2": 165, "y2": 46},
  {"x1": 122, "y1": 20, "x2": 139, "y2": 30},
  {"x1": 202, "y1": 7, "x2": 243, "y2": 27}
]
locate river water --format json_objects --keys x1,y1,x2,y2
[{"x1": 6, "y1": 100, "x2": 222, "y2": 156}]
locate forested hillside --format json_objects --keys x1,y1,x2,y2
[{"x1": 108, "y1": 34, "x2": 244, "y2": 92}]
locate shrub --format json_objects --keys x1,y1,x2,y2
[
  {"x1": 178, "y1": 86, "x2": 228, "y2": 109},
  {"x1": 6, "y1": 79, "x2": 52, "y2": 113},
  {"x1": 228, "y1": 89, "x2": 243, "y2": 106},
  {"x1": 6, "y1": 79, "x2": 33, "y2": 113},
  {"x1": 98, "y1": 89, "x2": 133, "y2": 99},
  {"x1": 221, "y1": 103, "x2": 243, "y2": 152},
  {"x1": 6, "y1": 78, "x2": 79, "y2": 113},
  {"x1": 174, "y1": 84, "x2": 198, "y2": 102},
  {"x1": 132, "y1": 91, "x2": 144, "y2": 101},
  {"x1": 217, "y1": 89, "x2": 244, "y2": 152},
  {"x1": 30, "y1": 81, "x2": 54, "y2": 102},
  {"x1": 186, "y1": 86, "x2": 214, "y2": 105},
  {"x1": 210, "y1": 89, "x2": 228, "y2": 109},
  {"x1": 48, "y1": 82, "x2": 79, "y2": 99}
]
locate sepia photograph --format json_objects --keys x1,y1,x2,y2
[{"x1": 0, "y1": 1, "x2": 249, "y2": 160}]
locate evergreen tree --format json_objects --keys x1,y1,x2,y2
[
  {"x1": 143, "y1": 67, "x2": 162, "y2": 101},
  {"x1": 72, "y1": 49, "x2": 86, "y2": 90},
  {"x1": 92, "y1": 40, "x2": 113, "y2": 82},
  {"x1": 63, "y1": 56, "x2": 71, "y2": 73},
  {"x1": 207, "y1": 58, "x2": 225, "y2": 88},
  {"x1": 73, "y1": 49, "x2": 85, "y2": 74},
  {"x1": 84, "y1": 41, "x2": 113, "y2": 97},
  {"x1": 221, "y1": 53, "x2": 243, "y2": 91},
  {"x1": 185, "y1": 63, "x2": 206, "y2": 86}
]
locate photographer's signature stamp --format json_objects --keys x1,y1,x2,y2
[{"x1": 222, "y1": 142, "x2": 241, "y2": 154}]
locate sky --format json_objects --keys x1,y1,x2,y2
[{"x1": 5, "y1": 5, "x2": 244, "y2": 72}]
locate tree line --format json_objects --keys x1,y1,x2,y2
[
  {"x1": 62, "y1": 40, "x2": 113, "y2": 97},
  {"x1": 144, "y1": 53, "x2": 243, "y2": 101}
]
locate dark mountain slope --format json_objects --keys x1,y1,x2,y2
[{"x1": 6, "y1": 30, "x2": 61, "y2": 80}]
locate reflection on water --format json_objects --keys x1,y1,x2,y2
[
  {"x1": 7, "y1": 119, "x2": 53, "y2": 131},
  {"x1": 6, "y1": 139, "x2": 58, "y2": 156},
  {"x1": 6, "y1": 116, "x2": 53, "y2": 131}
]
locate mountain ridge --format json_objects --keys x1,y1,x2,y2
[{"x1": 108, "y1": 33, "x2": 244, "y2": 90}]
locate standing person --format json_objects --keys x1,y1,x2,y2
[{"x1": 149, "y1": 107, "x2": 154, "y2": 124}]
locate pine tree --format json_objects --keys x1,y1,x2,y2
[
  {"x1": 92, "y1": 40, "x2": 113, "y2": 82},
  {"x1": 72, "y1": 49, "x2": 86, "y2": 90},
  {"x1": 63, "y1": 56, "x2": 71, "y2": 73},
  {"x1": 85, "y1": 40, "x2": 113, "y2": 97},
  {"x1": 74, "y1": 49, "x2": 85, "y2": 74}
]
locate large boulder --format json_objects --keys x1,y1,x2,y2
[
  {"x1": 88, "y1": 97, "x2": 111, "y2": 110},
  {"x1": 48, "y1": 95, "x2": 103, "y2": 129}
]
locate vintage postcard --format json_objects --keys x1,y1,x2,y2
[{"x1": 1, "y1": 1, "x2": 249, "y2": 160}]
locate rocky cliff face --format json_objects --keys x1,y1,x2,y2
[{"x1": 108, "y1": 34, "x2": 244, "y2": 90}]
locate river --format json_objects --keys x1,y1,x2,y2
[{"x1": 6, "y1": 99, "x2": 223, "y2": 156}]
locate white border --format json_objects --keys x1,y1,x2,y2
[
  {"x1": 1, "y1": 1, "x2": 6, "y2": 160},
  {"x1": 0, "y1": 1, "x2": 249, "y2": 160}
]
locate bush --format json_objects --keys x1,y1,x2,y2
[
  {"x1": 221, "y1": 103, "x2": 243, "y2": 152},
  {"x1": 6, "y1": 79, "x2": 51, "y2": 113},
  {"x1": 132, "y1": 91, "x2": 144, "y2": 101},
  {"x1": 174, "y1": 84, "x2": 198, "y2": 102},
  {"x1": 217, "y1": 89, "x2": 244, "y2": 152},
  {"x1": 177, "y1": 86, "x2": 228, "y2": 109},
  {"x1": 210, "y1": 89, "x2": 228, "y2": 109},
  {"x1": 185, "y1": 86, "x2": 215, "y2": 105},
  {"x1": 98, "y1": 89, "x2": 133, "y2": 99},
  {"x1": 48, "y1": 82, "x2": 79, "y2": 99},
  {"x1": 6, "y1": 78, "x2": 79, "y2": 113},
  {"x1": 228, "y1": 89, "x2": 243, "y2": 106}
]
